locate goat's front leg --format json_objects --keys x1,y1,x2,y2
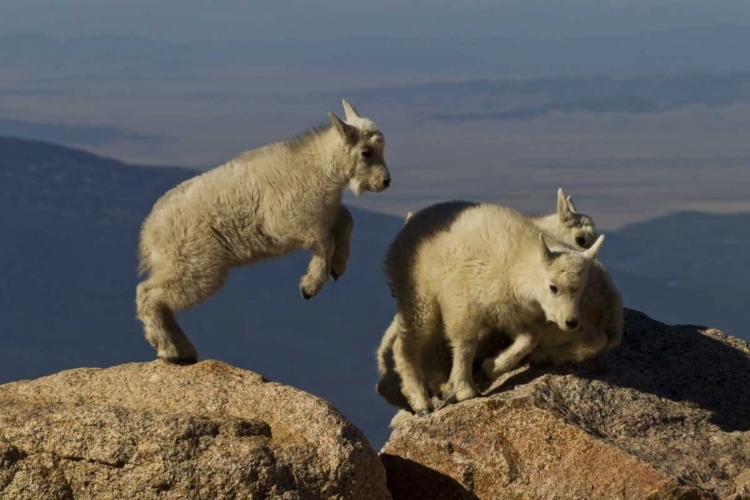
[
  {"x1": 299, "y1": 235, "x2": 334, "y2": 300},
  {"x1": 438, "y1": 312, "x2": 482, "y2": 408},
  {"x1": 482, "y1": 330, "x2": 539, "y2": 380},
  {"x1": 529, "y1": 326, "x2": 607, "y2": 366},
  {"x1": 330, "y1": 205, "x2": 354, "y2": 281}
]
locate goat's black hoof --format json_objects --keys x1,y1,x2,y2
[
  {"x1": 331, "y1": 271, "x2": 340, "y2": 281},
  {"x1": 436, "y1": 392, "x2": 458, "y2": 411},
  {"x1": 300, "y1": 286, "x2": 312, "y2": 300},
  {"x1": 159, "y1": 356, "x2": 197, "y2": 366}
]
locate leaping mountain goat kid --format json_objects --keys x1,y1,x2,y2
[
  {"x1": 384, "y1": 202, "x2": 604, "y2": 414},
  {"x1": 136, "y1": 100, "x2": 390, "y2": 364}
]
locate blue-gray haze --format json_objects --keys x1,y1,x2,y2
[{"x1": 1, "y1": 0, "x2": 750, "y2": 448}]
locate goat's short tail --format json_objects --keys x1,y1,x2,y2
[{"x1": 137, "y1": 238, "x2": 151, "y2": 277}]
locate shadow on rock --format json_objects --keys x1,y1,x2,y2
[
  {"x1": 383, "y1": 309, "x2": 750, "y2": 499},
  {"x1": 488, "y1": 308, "x2": 750, "y2": 432},
  {"x1": 381, "y1": 454, "x2": 480, "y2": 500}
]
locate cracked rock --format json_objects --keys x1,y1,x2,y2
[
  {"x1": 0, "y1": 360, "x2": 390, "y2": 500},
  {"x1": 381, "y1": 310, "x2": 750, "y2": 500}
]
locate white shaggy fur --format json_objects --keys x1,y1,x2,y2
[
  {"x1": 381, "y1": 262, "x2": 622, "y2": 428},
  {"x1": 136, "y1": 99, "x2": 390, "y2": 363},
  {"x1": 519, "y1": 257, "x2": 623, "y2": 367},
  {"x1": 376, "y1": 190, "x2": 609, "y2": 413},
  {"x1": 383, "y1": 202, "x2": 604, "y2": 414}
]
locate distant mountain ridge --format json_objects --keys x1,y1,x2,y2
[
  {"x1": 3, "y1": 26, "x2": 750, "y2": 74},
  {"x1": 345, "y1": 72, "x2": 750, "y2": 121},
  {"x1": 1, "y1": 135, "x2": 747, "y2": 448}
]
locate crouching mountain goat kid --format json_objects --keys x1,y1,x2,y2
[
  {"x1": 383, "y1": 202, "x2": 604, "y2": 415},
  {"x1": 376, "y1": 189, "x2": 600, "y2": 413},
  {"x1": 136, "y1": 99, "x2": 390, "y2": 364},
  {"x1": 383, "y1": 257, "x2": 622, "y2": 428},
  {"x1": 515, "y1": 258, "x2": 623, "y2": 368}
]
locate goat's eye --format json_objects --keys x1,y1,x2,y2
[
  {"x1": 549, "y1": 284, "x2": 558, "y2": 294},
  {"x1": 575, "y1": 236, "x2": 586, "y2": 247},
  {"x1": 361, "y1": 149, "x2": 373, "y2": 159}
]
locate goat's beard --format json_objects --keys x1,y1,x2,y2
[{"x1": 348, "y1": 178, "x2": 365, "y2": 196}]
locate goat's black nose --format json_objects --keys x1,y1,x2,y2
[
  {"x1": 383, "y1": 178, "x2": 391, "y2": 188},
  {"x1": 565, "y1": 319, "x2": 579, "y2": 329}
]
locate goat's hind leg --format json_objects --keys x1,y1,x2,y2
[
  {"x1": 393, "y1": 323, "x2": 433, "y2": 416},
  {"x1": 136, "y1": 279, "x2": 198, "y2": 364},
  {"x1": 136, "y1": 264, "x2": 228, "y2": 364},
  {"x1": 376, "y1": 315, "x2": 414, "y2": 412}
]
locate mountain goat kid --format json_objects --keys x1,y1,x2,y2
[
  {"x1": 136, "y1": 100, "x2": 390, "y2": 364},
  {"x1": 531, "y1": 187, "x2": 598, "y2": 250},
  {"x1": 375, "y1": 188, "x2": 608, "y2": 414},
  {"x1": 384, "y1": 202, "x2": 604, "y2": 414},
  {"x1": 376, "y1": 189, "x2": 601, "y2": 412},
  {"x1": 383, "y1": 256, "x2": 622, "y2": 427},
  {"x1": 516, "y1": 258, "x2": 623, "y2": 368}
]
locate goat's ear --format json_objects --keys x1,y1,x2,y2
[
  {"x1": 539, "y1": 232, "x2": 555, "y2": 265},
  {"x1": 342, "y1": 99, "x2": 361, "y2": 122},
  {"x1": 404, "y1": 211, "x2": 414, "y2": 226},
  {"x1": 328, "y1": 111, "x2": 357, "y2": 144},
  {"x1": 557, "y1": 187, "x2": 573, "y2": 223},
  {"x1": 566, "y1": 195, "x2": 578, "y2": 214},
  {"x1": 582, "y1": 234, "x2": 605, "y2": 260}
]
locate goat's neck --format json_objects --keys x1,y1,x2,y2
[{"x1": 316, "y1": 129, "x2": 351, "y2": 189}]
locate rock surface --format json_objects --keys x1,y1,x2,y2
[
  {"x1": 381, "y1": 309, "x2": 750, "y2": 500},
  {"x1": 0, "y1": 360, "x2": 391, "y2": 500}
]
